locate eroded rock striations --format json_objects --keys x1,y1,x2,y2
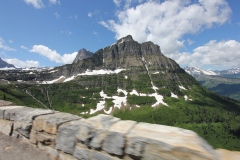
[{"x1": 0, "y1": 104, "x2": 223, "y2": 160}]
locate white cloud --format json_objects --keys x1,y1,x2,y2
[
  {"x1": 173, "y1": 40, "x2": 240, "y2": 69},
  {"x1": 24, "y1": 0, "x2": 44, "y2": 9},
  {"x1": 88, "y1": 10, "x2": 99, "y2": 17},
  {"x1": 102, "y1": 0, "x2": 231, "y2": 56},
  {"x1": 54, "y1": 12, "x2": 60, "y2": 19},
  {"x1": 20, "y1": 45, "x2": 28, "y2": 50},
  {"x1": 0, "y1": 38, "x2": 15, "y2": 51},
  {"x1": 4, "y1": 58, "x2": 39, "y2": 68},
  {"x1": 49, "y1": 0, "x2": 60, "y2": 5},
  {"x1": 113, "y1": 0, "x2": 122, "y2": 7},
  {"x1": 30, "y1": 45, "x2": 77, "y2": 64}
]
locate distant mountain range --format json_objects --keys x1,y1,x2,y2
[
  {"x1": 185, "y1": 66, "x2": 240, "y2": 101},
  {"x1": 185, "y1": 66, "x2": 240, "y2": 78},
  {"x1": 0, "y1": 58, "x2": 15, "y2": 68}
]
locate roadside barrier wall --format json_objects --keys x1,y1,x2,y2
[{"x1": 0, "y1": 105, "x2": 220, "y2": 160}]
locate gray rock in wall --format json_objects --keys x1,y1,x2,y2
[
  {"x1": 13, "y1": 108, "x2": 53, "y2": 138},
  {"x1": 33, "y1": 112, "x2": 80, "y2": 135},
  {"x1": 103, "y1": 120, "x2": 137, "y2": 156},
  {"x1": 55, "y1": 120, "x2": 82, "y2": 154},
  {"x1": 73, "y1": 143, "x2": 90, "y2": 160},
  {"x1": 76, "y1": 114, "x2": 120, "y2": 150}
]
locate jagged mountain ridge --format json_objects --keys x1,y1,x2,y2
[
  {"x1": 53, "y1": 35, "x2": 188, "y2": 82},
  {"x1": 0, "y1": 35, "x2": 192, "y2": 85},
  {"x1": 185, "y1": 66, "x2": 240, "y2": 78}
]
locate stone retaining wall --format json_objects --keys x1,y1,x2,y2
[{"x1": 0, "y1": 105, "x2": 220, "y2": 160}]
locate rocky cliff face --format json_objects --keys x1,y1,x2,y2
[
  {"x1": 54, "y1": 35, "x2": 187, "y2": 81},
  {"x1": 72, "y1": 48, "x2": 94, "y2": 63}
]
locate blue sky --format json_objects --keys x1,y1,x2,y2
[{"x1": 0, "y1": 0, "x2": 239, "y2": 70}]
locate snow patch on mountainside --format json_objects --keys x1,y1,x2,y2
[
  {"x1": 0, "y1": 67, "x2": 16, "y2": 70},
  {"x1": 179, "y1": 85, "x2": 187, "y2": 90},
  {"x1": 130, "y1": 89, "x2": 139, "y2": 96},
  {"x1": 149, "y1": 93, "x2": 168, "y2": 107},
  {"x1": 90, "y1": 100, "x2": 105, "y2": 114},
  {"x1": 87, "y1": 87, "x2": 169, "y2": 115},
  {"x1": 42, "y1": 76, "x2": 66, "y2": 84},
  {"x1": 104, "y1": 107, "x2": 113, "y2": 114},
  {"x1": 64, "y1": 76, "x2": 76, "y2": 82},
  {"x1": 61, "y1": 69, "x2": 126, "y2": 83},
  {"x1": 78, "y1": 69, "x2": 125, "y2": 76},
  {"x1": 171, "y1": 92, "x2": 178, "y2": 98}
]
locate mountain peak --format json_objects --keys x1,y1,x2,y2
[
  {"x1": 72, "y1": 48, "x2": 94, "y2": 63},
  {"x1": 116, "y1": 35, "x2": 134, "y2": 45}
]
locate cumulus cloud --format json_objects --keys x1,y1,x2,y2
[
  {"x1": 30, "y1": 45, "x2": 77, "y2": 64},
  {"x1": 173, "y1": 40, "x2": 240, "y2": 69},
  {"x1": 5, "y1": 58, "x2": 39, "y2": 68},
  {"x1": 103, "y1": 0, "x2": 231, "y2": 55},
  {"x1": 24, "y1": 0, "x2": 44, "y2": 9},
  {"x1": 0, "y1": 38, "x2": 15, "y2": 51}
]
